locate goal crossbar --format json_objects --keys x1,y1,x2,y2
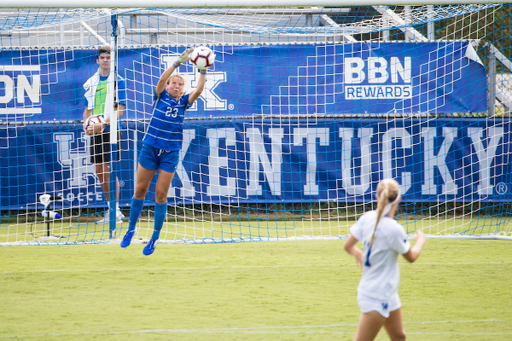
[{"x1": 1, "y1": 0, "x2": 510, "y2": 9}]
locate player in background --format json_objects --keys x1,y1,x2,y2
[
  {"x1": 344, "y1": 178, "x2": 426, "y2": 341},
  {"x1": 83, "y1": 45, "x2": 126, "y2": 227},
  {"x1": 120, "y1": 48, "x2": 206, "y2": 256}
]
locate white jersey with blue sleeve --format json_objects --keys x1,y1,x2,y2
[
  {"x1": 143, "y1": 90, "x2": 191, "y2": 151},
  {"x1": 350, "y1": 211, "x2": 411, "y2": 301}
]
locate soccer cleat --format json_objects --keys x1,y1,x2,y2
[
  {"x1": 97, "y1": 210, "x2": 123, "y2": 224},
  {"x1": 116, "y1": 209, "x2": 125, "y2": 221},
  {"x1": 97, "y1": 210, "x2": 109, "y2": 224},
  {"x1": 120, "y1": 230, "x2": 135, "y2": 248},
  {"x1": 110, "y1": 229, "x2": 117, "y2": 238},
  {"x1": 143, "y1": 238, "x2": 158, "y2": 256}
]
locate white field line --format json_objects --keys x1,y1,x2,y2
[
  {"x1": 0, "y1": 319, "x2": 510, "y2": 339},
  {"x1": 0, "y1": 261, "x2": 510, "y2": 274}
]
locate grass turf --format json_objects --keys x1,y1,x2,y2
[{"x1": 0, "y1": 239, "x2": 511, "y2": 340}]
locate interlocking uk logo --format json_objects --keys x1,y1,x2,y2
[{"x1": 161, "y1": 54, "x2": 227, "y2": 110}]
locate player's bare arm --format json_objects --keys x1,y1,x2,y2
[
  {"x1": 188, "y1": 71, "x2": 206, "y2": 104},
  {"x1": 344, "y1": 235, "x2": 364, "y2": 269},
  {"x1": 402, "y1": 230, "x2": 426, "y2": 263},
  {"x1": 155, "y1": 48, "x2": 194, "y2": 95}
]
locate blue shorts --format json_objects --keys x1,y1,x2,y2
[{"x1": 138, "y1": 143, "x2": 180, "y2": 173}]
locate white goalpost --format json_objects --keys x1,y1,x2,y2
[
  {"x1": 0, "y1": 2, "x2": 511, "y2": 245},
  {"x1": 3, "y1": 0, "x2": 511, "y2": 7}
]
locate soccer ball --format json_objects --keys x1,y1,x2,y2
[
  {"x1": 83, "y1": 115, "x2": 105, "y2": 133},
  {"x1": 190, "y1": 46, "x2": 215, "y2": 70}
]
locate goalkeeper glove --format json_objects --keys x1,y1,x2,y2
[{"x1": 172, "y1": 48, "x2": 194, "y2": 68}]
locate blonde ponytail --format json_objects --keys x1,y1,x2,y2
[
  {"x1": 371, "y1": 188, "x2": 389, "y2": 245},
  {"x1": 370, "y1": 179, "x2": 401, "y2": 246}
]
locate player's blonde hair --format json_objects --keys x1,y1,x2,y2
[
  {"x1": 371, "y1": 178, "x2": 401, "y2": 245},
  {"x1": 166, "y1": 73, "x2": 187, "y2": 99}
]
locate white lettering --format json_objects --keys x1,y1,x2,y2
[
  {"x1": 339, "y1": 128, "x2": 372, "y2": 195},
  {"x1": 381, "y1": 128, "x2": 412, "y2": 194},
  {"x1": 344, "y1": 57, "x2": 365, "y2": 84},
  {"x1": 246, "y1": 127, "x2": 283, "y2": 196},
  {"x1": 169, "y1": 129, "x2": 195, "y2": 198},
  {"x1": 0, "y1": 75, "x2": 14, "y2": 104},
  {"x1": 469, "y1": 127, "x2": 504, "y2": 195},
  {"x1": 391, "y1": 57, "x2": 411, "y2": 83},
  {"x1": 368, "y1": 57, "x2": 388, "y2": 84},
  {"x1": 344, "y1": 56, "x2": 411, "y2": 87},
  {"x1": 293, "y1": 127, "x2": 329, "y2": 196},
  {"x1": 345, "y1": 85, "x2": 412, "y2": 100},
  {"x1": 421, "y1": 127, "x2": 458, "y2": 195},
  {"x1": 206, "y1": 128, "x2": 237, "y2": 197},
  {"x1": 87, "y1": 192, "x2": 96, "y2": 204},
  {"x1": 17, "y1": 75, "x2": 40, "y2": 104}
]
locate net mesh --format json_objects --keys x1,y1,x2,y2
[{"x1": 0, "y1": 4, "x2": 511, "y2": 245}]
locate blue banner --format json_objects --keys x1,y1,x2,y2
[
  {"x1": 0, "y1": 42, "x2": 487, "y2": 122},
  {"x1": 1, "y1": 119, "x2": 511, "y2": 210}
]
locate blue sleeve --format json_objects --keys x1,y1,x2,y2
[
  {"x1": 117, "y1": 78, "x2": 126, "y2": 106},
  {"x1": 154, "y1": 91, "x2": 161, "y2": 102}
]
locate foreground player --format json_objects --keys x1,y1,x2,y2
[
  {"x1": 344, "y1": 178, "x2": 426, "y2": 341},
  {"x1": 120, "y1": 48, "x2": 206, "y2": 255}
]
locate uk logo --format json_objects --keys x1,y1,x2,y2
[
  {"x1": 54, "y1": 132, "x2": 96, "y2": 188},
  {"x1": 53, "y1": 132, "x2": 103, "y2": 204},
  {"x1": 161, "y1": 54, "x2": 227, "y2": 111}
]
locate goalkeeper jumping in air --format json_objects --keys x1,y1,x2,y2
[
  {"x1": 120, "y1": 48, "x2": 206, "y2": 255},
  {"x1": 344, "y1": 178, "x2": 426, "y2": 341}
]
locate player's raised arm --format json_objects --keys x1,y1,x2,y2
[
  {"x1": 402, "y1": 230, "x2": 426, "y2": 263},
  {"x1": 188, "y1": 69, "x2": 206, "y2": 105},
  {"x1": 155, "y1": 48, "x2": 194, "y2": 95},
  {"x1": 188, "y1": 47, "x2": 215, "y2": 104}
]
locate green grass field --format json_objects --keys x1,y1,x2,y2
[{"x1": 0, "y1": 239, "x2": 511, "y2": 340}]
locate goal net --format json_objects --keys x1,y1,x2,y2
[{"x1": 1, "y1": 3, "x2": 511, "y2": 245}]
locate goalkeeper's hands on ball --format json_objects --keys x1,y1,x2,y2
[{"x1": 173, "y1": 48, "x2": 194, "y2": 68}]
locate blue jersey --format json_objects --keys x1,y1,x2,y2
[{"x1": 143, "y1": 90, "x2": 191, "y2": 151}]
